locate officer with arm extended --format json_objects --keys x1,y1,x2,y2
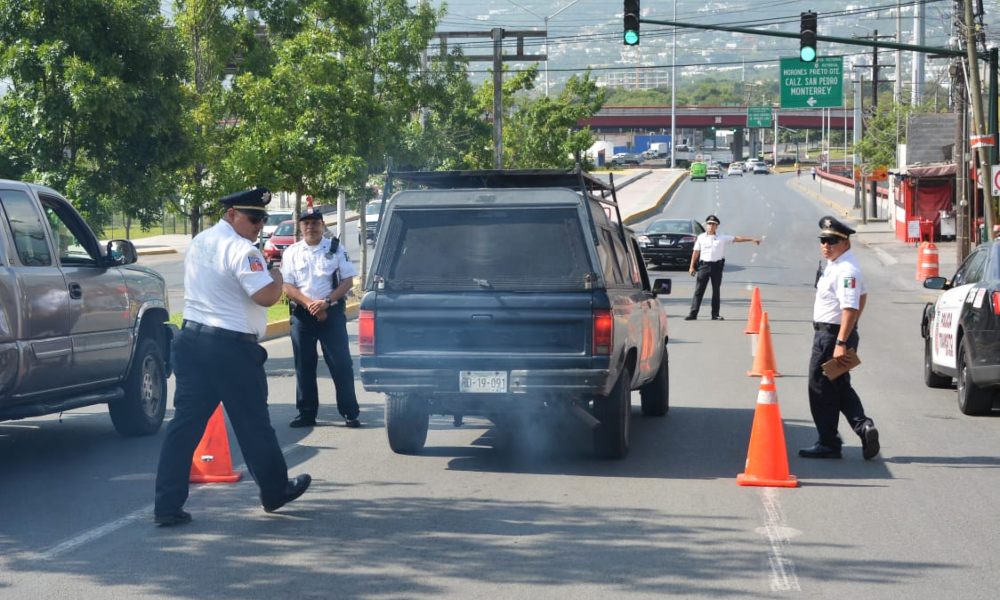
[
  {"x1": 281, "y1": 208, "x2": 361, "y2": 429},
  {"x1": 799, "y1": 216, "x2": 880, "y2": 460},
  {"x1": 154, "y1": 187, "x2": 311, "y2": 526},
  {"x1": 684, "y1": 214, "x2": 761, "y2": 321}
]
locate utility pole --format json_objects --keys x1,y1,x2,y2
[
  {"x1": 854, "y1": 30, "x2": 895, "y2": 220},
  {"x1": 964, "y1": 0, "x2": 996, "y2": 242},
  {"x1": 434, "y1": 29, "x2": 546, "y2": 169},
  {"x1": 954, "y1": 0, "x2": 969, "y2": 258}
]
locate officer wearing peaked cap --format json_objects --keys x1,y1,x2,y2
[
  {"x1": 154, "y1": 186, "x2": 311, "y2": 526},
  {"x1": 684, "y1": 214, "x2": 761, "y2": 321},
  {"x1": 281, "y1": 206, "x2": 361, "y2": 429},
  {"x1": 800, "y1": 215, "x2": 880, "y2": 461}
]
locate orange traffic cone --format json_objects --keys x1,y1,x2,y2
[
  {"x1": 737, "y1": 371, "x2": 797, "y2": 488},
  {"x1": 744, "y1": 286, "x2": 763, "y2": 334},
  {"x1": 748, "y1": 311, "x2": 781, "y2": 377},
  {"x1": 190, "y1": 404, "x2": 243, "y2": 483}
]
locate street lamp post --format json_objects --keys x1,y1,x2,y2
[{"x1": 505, "y1": 0, "x2": 582, "y2": 96}]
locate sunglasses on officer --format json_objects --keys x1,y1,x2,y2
[
  {"x1": 819, "y1": 236, "x2": 843, "y2": 246},
  {"x1": 236, "y1": 210, "x2": 269, "y2": 225}
]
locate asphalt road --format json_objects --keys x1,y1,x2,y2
[{"x1": 1, "y1": 173, "x2": 998, "y2": 599}]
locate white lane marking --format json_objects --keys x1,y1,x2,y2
[
  {"x1": 754, "y1": 487, "x2": 802, "y2": 592},
  {"x1": 33, "y1": 441, "x2": 303, "y2": 560}
]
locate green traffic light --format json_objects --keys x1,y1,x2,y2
[
  {"x1": 800, "y1": 46, "x2": 816, "y2": 62},
  {"x1": 624, "y1": 30, "x2": 639, "y2": 45}
]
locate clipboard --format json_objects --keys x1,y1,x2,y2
[{"x1": 822, "y1": 349, "x2": 860, "y2": 380}]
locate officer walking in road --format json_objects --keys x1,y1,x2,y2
[
  {"x1": 799, "y1": 216, "x2": 880, "y2": 460},
  {"x1": 684, "y1": 214, "x2": 761, "y2": 321},
  {"x1": 154, "y1": 187, "x2": 311, "y2": 526},
  {"x1": 281, "y1": 207, "x2": 361, "y2": 429}
]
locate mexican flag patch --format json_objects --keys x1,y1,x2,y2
[{"x1": 843, "y1": 277, "x2": 856, "y2": 289}]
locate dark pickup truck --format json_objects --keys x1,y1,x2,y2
[
  {"x1": 0, "y1": 180, "x2": 174, "y2": 436},
  {"x1": 359, "y1": 168, "x2": 671, "y2": 458}
]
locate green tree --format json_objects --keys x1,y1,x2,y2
[
  {"x1": 0, "y1": 0, "x2": 188, "y2": 234},
  {"x1": 170, "y1": 0, "x2": 261, "y2": 237},
  {"x1": 502, "y1": 70, "x2": 605, "y2": 169}
]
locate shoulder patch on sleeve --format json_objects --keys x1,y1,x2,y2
[
  {"x1": 248, "y1": 254, "x2": 265, "y2": 272},
  {"x1": 842, "y1": 277, "x2": 856, "y2": 289}
]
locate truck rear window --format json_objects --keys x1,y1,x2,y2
[{"x1": 376, "y1": 207, "x2": 593, "y2": 292}]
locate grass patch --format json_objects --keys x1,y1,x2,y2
[
  {"x1": 167, "y1": 284, "x2": 362, "y2": 328},
  {"x1": 168, "y1": 302, "x2": 290, "y2": 328}
]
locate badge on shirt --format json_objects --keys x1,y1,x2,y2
[
  {"x1": 248, "y1": 254, "x2": 265, "y2": 272},
  {"x1": 843, "y1": 277, "x2": 856, "y2": 289}
]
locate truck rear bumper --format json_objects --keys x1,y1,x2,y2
[{"x1": 361, "y1": 368, "x2": 611, "y2": 395}]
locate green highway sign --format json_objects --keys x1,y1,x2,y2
[
  {"x1": 780, "y1": 56, "x2": 844, "y2": 109},
  {"x1": 747, "y1": 106, "x2": 773, "y2": 128}
]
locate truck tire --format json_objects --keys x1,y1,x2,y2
[
  {"x1": 640, "y1": 347, "x2": 669, "y2": 416},
  {"x1": 594, "y1": 367, "x2": 631, "y2": 459},
  {"x1": 109, "y1": 336, "x2": 167, "y2": 436},
  {"x1": 924, "y1": 336, "x2": 951, "y2": 389},
  {"x1": 957, "y1": 344, "x2": 994, "y2": 415},
  {"x1": 385, "y1": 393, "x2": 429, "y2": 454}
]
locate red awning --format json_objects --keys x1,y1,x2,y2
[{"x1": 896, "y1": 163, "x2": 956, "y2": 178}]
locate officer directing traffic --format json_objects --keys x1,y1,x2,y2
[
  {"x1": 281, "y1": 207, "x2": 361, "y2": 429},
  {"x1": 154, "y1": 187, "x2": 311, "y2": 526},
  {"x1": 684, "y1": 214, "x2": 760, "y2": 321},
  {"x1": 799, "y1": 216, "x2": 880, "y2": 460}
]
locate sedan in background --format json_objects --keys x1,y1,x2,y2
[
  {"x1": 261, "y1": 219, "x2": 296, "y2": 269},
  {"x1": 921, "y1": 240, "x2": 1000, "y2": 414},
  {"x1": 727, "y1": 163, "x2": 743, "y2": 177},
  {"x1": 637, "y1": 218, "x2": 706, "y2": 269},
  {"x1": 706, "y1": 165, "x2": 723, "y2": 179},
  {"x1": 752, "y1": 162, "x2": 770, "y2": 174}
]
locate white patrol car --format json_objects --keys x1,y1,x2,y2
[{"x1": 921, "y1": 240, "x2": 1000, "y2": 415}]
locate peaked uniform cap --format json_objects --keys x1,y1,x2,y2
[
  {"x1": 705, "y1": 214, "x2": 721, "y2": 225},
  {"x1": 298, "y1": 207, "x2": 324, "y2": 221},
  {"x1": 818, "y1": 215, "x2": 855, "y2": 239},
  {"x1": 219, "y1": 187, "x2": 272, "y2": 215}
]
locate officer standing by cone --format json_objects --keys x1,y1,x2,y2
[
  {"x1": 154, "y1": 187, "x2": 311, "y2": 526},
  {"x1": 281, "y1": 207, "x2": 361, "y2": 429},
  {"x1": 799, "y1": 216, "x2": 880, "y2": 460},
  {"x1": 684, "y1": 214, "x2": 760, "y2": 321}
]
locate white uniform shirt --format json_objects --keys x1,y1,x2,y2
[
  {"x1": 693, "y1": 233, "x2": 735, "y2": 262},
  {"x1": 280, "y1": 236, "x2": 358, "y2": 300},
  {"x1": 183, "y1": 220, "x2": 274, "y2": 339},
  {"x1": 813, "y1": 247, "x2": 868, "y2": 324}
]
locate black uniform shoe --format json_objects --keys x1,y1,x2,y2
[
  {"x1": 861, "y1": 424, "x2": 880, "y2": 460},
  {"x1": 262, "y1": 474, "x2": 312, "y2": 513},
  {"x1": 154, "y1": 510, "x2": 192, "y2": 527},
  {"x1": 684, "y1": 315, "x2": 697, "y2": 321},
  {"x1": 289, "y1": 414, "x2": 317, "y2": 428},
  {"x1": 711, "y1": 315, "x2": 724, "y2": 320},
  {"x1": 798, "y1": 442, "x2": 842, "y2": 459},
  {"x1": 344, "y1": 418, "x2": 361, "y2": 428}
]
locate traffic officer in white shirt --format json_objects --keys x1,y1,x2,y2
[
  {"x1": 281, "y1": 207, "x2": 361, "y2": 429},
  {"x1": 154, "y1": 187, "x2": 311, "y2": 526},
  {"x1": 684, "y1": 214, "x2": 760, "y2": 321},
  {"x1": 799, "y1": 216, "x2": 880, "y2": 460}
]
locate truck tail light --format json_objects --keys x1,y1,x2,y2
[
  {"x1": 359, "y1": 310, "x2": 375, "y2": 355},
  {"x1": 593, "y1": 309, "x2": 613, "y2": 355},
  {"x1": 992, "y1": 292, "x2": 1000, "y2": 315}
]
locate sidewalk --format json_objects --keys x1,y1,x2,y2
[{"x1": 789, "y1": 173, "x2": 956, "y2": 277}]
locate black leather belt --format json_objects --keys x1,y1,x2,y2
[
  {"x1": 182, "y1": 320, "x2": 256, "y2": 343},
  {"x1": 813, "y1": 322, "x2": 841, "y2": 333},
  {"x1": 701, "y1": 259, "x2": 725, "y2": 265}
]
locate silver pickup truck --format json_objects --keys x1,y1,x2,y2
[{"x1": 0, "y1": 180, "x2": 175, "y2": 436}]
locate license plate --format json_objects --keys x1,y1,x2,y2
[
  {"x1": 460, "y1": 371, "x2": 507, "y2": 393},
  {"x1": 658, "y1": 239, "x2": 672, "y2": 246}
]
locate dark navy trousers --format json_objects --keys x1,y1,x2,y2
[
  {"x1": 155, "y1": 329, "x2": 289, "y2": 514},
  {"x1": 807, "y1": 327, "x2": 873, "y2": 449},
  {"x1": 689, "y1": 260, "x2": 725, "y2": 318},
  {"x1": 290, "y1": 306, "x2": 359, "y2": 420}
]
